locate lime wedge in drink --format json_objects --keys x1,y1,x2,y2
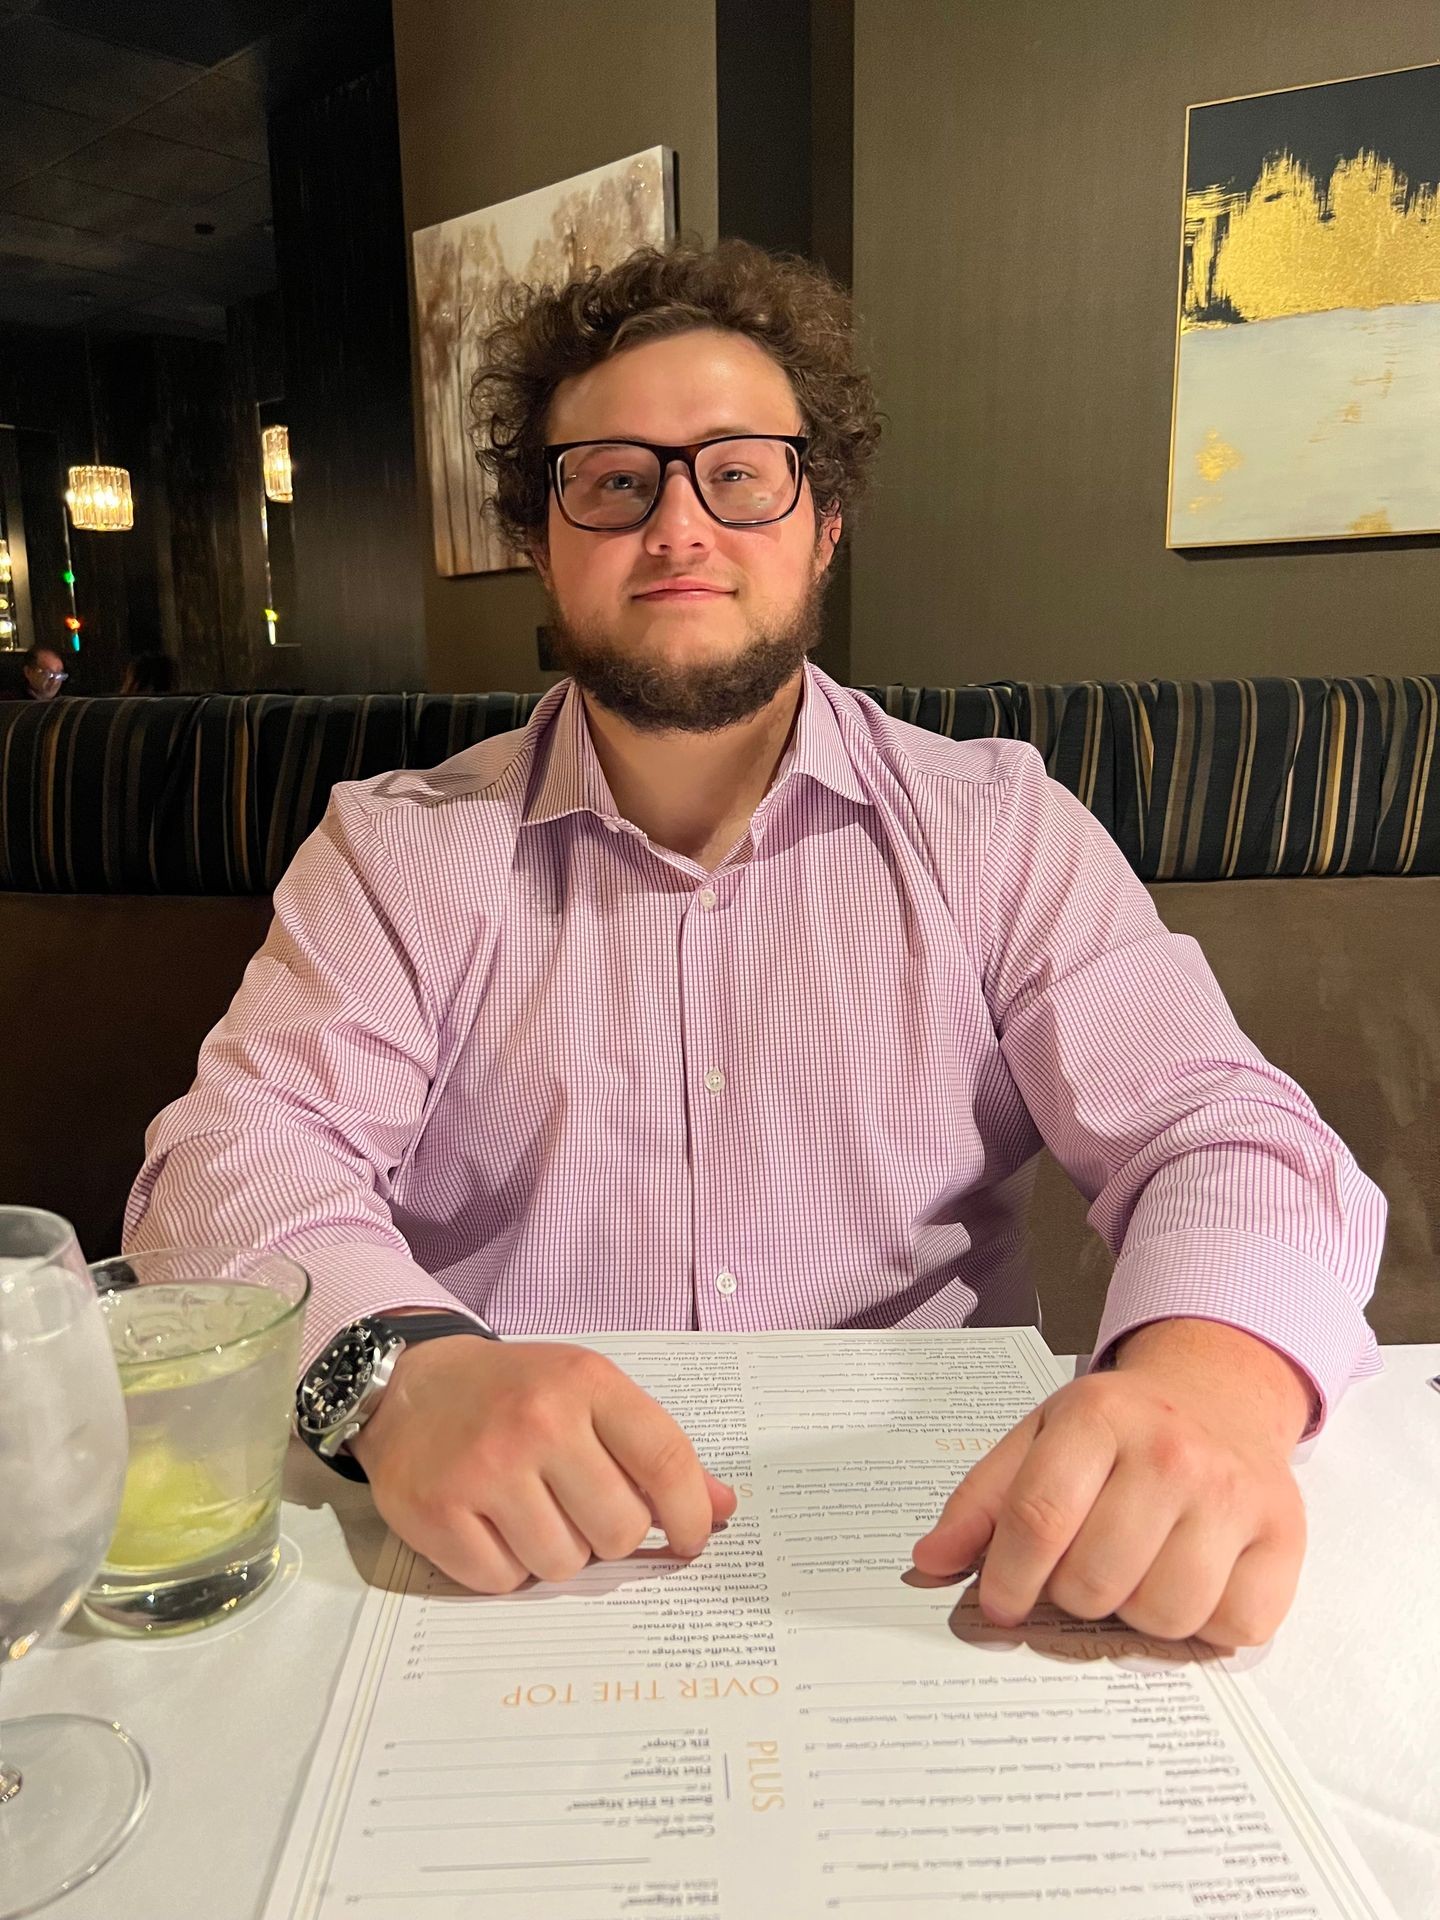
[{"x1": 105, "y1": 1434, "x2": 271, "y2": 1571}]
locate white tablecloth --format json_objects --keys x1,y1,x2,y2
[{"x1": 9, "y1": 1345, "x2": 1439, "y2": 1920}]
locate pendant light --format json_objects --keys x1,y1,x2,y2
[
  {"x1": 261, "y1": 424, "x2": 293, "y2": 503},
  {"x1": 66, "y1": 331, "x2": 134, "y2": 532}
]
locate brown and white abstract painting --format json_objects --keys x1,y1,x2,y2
[{"x1": 413, "y1": 147, "x2": 677, "y2": 578}]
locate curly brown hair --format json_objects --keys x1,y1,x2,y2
[{"x1": 469, "y1": 238, "x2": 881, "y2": 554}]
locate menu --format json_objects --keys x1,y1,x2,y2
[{"x1": 261, "y1": 1328, "x2": 1397, "y2": 1920}]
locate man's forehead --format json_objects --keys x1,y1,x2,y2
[{"x1": 547, "y1": 328, "x2": 801, "y2": 442}]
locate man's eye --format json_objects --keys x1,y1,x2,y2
[
  {"x1": 597, "y1": 471, "x2": 644, "y2": 492},
  {"x1": 714, "y1": 467, "x2": 757, "y2": 484}
]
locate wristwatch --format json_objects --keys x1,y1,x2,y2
[{"x1": 294, "y1": 1310, "x2": 497, "y2": 1481}]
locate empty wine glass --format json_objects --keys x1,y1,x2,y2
[{"x1": 0, "y1": 1207, "x2": 149, "y2": 1918}]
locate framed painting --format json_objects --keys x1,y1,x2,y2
[
  {"x1": 413, "y1": 146, "x2": 677, "y2": 577},
  {"x1": 1167, "y1": 62, "x2": 1440, "y2": 547}
]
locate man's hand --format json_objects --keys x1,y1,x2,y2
[
  {"x1": 912, "y1": 1321, "x2": 1313, "y2": 1648},
  {"x1": 349, "y1": 1338, "x2": 737, "y2": 1593}
]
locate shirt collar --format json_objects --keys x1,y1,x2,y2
[
  {"x1": 765, "y1": 660, "x2": 871, "y2": 812},
  {"x1": 523, "y1": 678, "x2": 623, "y2": 829},
  {"x1": 523, "y1": 660, "x2": 871, "y2": 831}
]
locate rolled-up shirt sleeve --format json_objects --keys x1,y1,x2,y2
[
  {"x1": 980, "y1": 742, "x2": 1385, "y2": 1440},
  {"x1": 123, "y1": 784, "x2": 485, "y2": 1371}
]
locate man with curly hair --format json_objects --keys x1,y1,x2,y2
[{"x1": 127, "y1": 241, "x2": 1381, "y2": 1653}]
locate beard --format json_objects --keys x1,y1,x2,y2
[{"x1": 546, "y1": 575, "x2": 825, "y2": 735}]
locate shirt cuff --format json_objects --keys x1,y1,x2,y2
[
  {"x1": 290, "y1": 1240, "x2": 491, "y2": 1374},
  {"x1": 1088, "y1": 1227, "x2": 1383, "y2": 1442}
]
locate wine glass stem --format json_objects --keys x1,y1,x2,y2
[{"x1": 0, "y1": 1669, "x2": 19, "y2": 1803}]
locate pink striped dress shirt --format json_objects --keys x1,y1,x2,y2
[{"x1": 124, "y1": 663, "x2": 1384, "y2": 1437}]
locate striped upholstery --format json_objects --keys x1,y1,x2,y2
[
  {"x1": 1, "y1": 676, "x2": 1436, "y2": 894},
  {"x1": 0, "y1": 693, "x2": 541, "y2": 894},
  {"x1": 863, "y1": 677, "x2": 1440, "y2": 880}
]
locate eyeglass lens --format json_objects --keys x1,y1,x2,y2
[{"x1": 557, "y1": 439, "x2": 801, "y2": 529}]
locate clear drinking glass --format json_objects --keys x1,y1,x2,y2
[
  {"x1": 0, "y1": 1206, "x2": 149, "y2": 1919},
  {"x1": 85, "y1": 1248, "x2": 309, "y2": 1635}
]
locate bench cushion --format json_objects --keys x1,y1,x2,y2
[{"x1": 2, "y1": 676, "x2": 1436, "y2": 893}]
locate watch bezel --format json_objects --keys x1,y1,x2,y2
[
  {"x1": 295, "y1": 1311, "x2": 496, "y2": 1470},
  {"x1": 296, "y1": 1320, "x2": 388, "y2": 1440}
]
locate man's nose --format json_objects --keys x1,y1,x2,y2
[{"x1": 643, "y1": 464, "x2": 715, "y2": 551}]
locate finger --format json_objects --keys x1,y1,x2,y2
[
  {"x1": 1193, "y1": 1530, "x2": 1304, "y2": 1650},
  {"x1": 974, "y1": 1407, "x2": 1120, "y2": 1626},
  {"x1": 593, "y1": 1387, "x2": 713, "y2": 1558},
  {"x1": 911, "y1": 1412, "x2": 1041, "y2": 1575},
  {"x1": 1041, "y1": 1461, "x2": 1186, "y2": 1625},
  {"x1": 544, "y1": 1443, "x2": 656, "y2": 1562},
  {"x1": 401, "y1": 1503, "x2": 531, "y2": 1596},
  {"x1": 1115, "y1": 1510, "x2": 1249, "y2": 1642},
  {"x1": 483, "y1": 1474, "x2": 594, "y2": 1586},
  {"x1": 705, "y1": 1470, "x2": 738, "y2": 1524},
  {"x1": 640, "y1": 1470, "x2": 735, "y2": 1534}
]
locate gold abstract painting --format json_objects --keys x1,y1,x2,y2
[
  {"x1": 413, "y1": 148, "x2": 676, "y2": 577},
  {"x1": 1168, "y1": 63, "x2": 1440, "y2": 547}
]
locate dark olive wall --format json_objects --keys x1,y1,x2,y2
[
  {"x1": 270, "y1": 59, "x2": 426, "y2": 692},
  {"x1": 392, "y1": 0, "x2": 720, "y2": 696},
  {"x1": 850, "y1": 1, "x2": 1440, "y2": 686},
  {"x1": 716, "y1": 0, "x2": 855, "y2": 683}
]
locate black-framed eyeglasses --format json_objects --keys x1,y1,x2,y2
[{"x1": 545, "y1": 435, "x2": 809, "y2": 532}]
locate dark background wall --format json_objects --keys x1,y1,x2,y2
[
  {"x1": 0, "y1": 322, "x2": 286, "y2": 691},
  {"x1": 716, "y1": 0, "x2": 855, "y2": 683},
  {"x1": 849, "y1": 0, "x2": 1440, "y2": 687},
  {"x1": 6, "y1": 5, "x2": 1434, "y2": 697},
  {"x1": 0, "y1": 0, "x2": 413, "y2": 697},
  {"x1": 269, "y1": 53, "x2": 425, "y2": 691},
  {"x1": 391, "y1": 0, "x2": 720, "y2": 696}
]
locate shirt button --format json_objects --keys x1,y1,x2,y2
[
  {"x1": 704, "y1": 1067, "x2": 726, "y2": 1094},
  {"x1": 698, "y1": 887, "x2": 717, "y2": 910},
  {"x1": 715, "y1": 1270, "x2": 738, "y2": 1296}
]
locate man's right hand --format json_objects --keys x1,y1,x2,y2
[{"x1": 348, "y1": 1337, "x2": 736, "y2": 1593}]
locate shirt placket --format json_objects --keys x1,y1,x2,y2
[{"x1": 677, "y1": 855, "x2": 748, "y2": 1329}]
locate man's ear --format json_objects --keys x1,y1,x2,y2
[
  {"x1": 527, "y1": 535, "x2": 552, "y2": 588},
  {"x1": 814, "y1": 508, "x2": 843, "y2": 576}
]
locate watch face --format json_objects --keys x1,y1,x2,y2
[{"x1": 297, "y1": 1325, "x2": 380, "y2": 1435}]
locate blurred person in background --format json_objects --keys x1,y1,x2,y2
[
  {"x1": 3, "y1": 644, "x2": 70, "y2": 701},
  {"x1": 120, "y1": 651, "x2": 177, "y2": 695}
]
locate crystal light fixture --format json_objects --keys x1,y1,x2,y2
[
  {"x1": 67, "y1": 332, "x2": 134, "y2": 532},
  {"x1": 261, "y1": 426, "x2": 293, "y2": 503},
  {"x1": 65, "y1": 465, "x2": 134, "y2": 532}
]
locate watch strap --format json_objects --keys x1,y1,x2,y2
[{"x1": 368, "y1": 1310, "x2": 497, "y2": 1347}]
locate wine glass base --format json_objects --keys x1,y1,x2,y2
[{"x1": 0, "y1": 1715, "x2": 149, "y2": 1919}]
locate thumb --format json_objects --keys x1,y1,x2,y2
[
  {"x1": 911, "y1": 1415, "x2": 1037, "y2": 1575},
  {"x1": 705, "y1": 1470, "x2": 738, "y2": 1524}
]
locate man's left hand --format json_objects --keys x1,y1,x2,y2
[{"x1": 912, "y1": 1320, "x2": 1312, "y2": 1649}]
